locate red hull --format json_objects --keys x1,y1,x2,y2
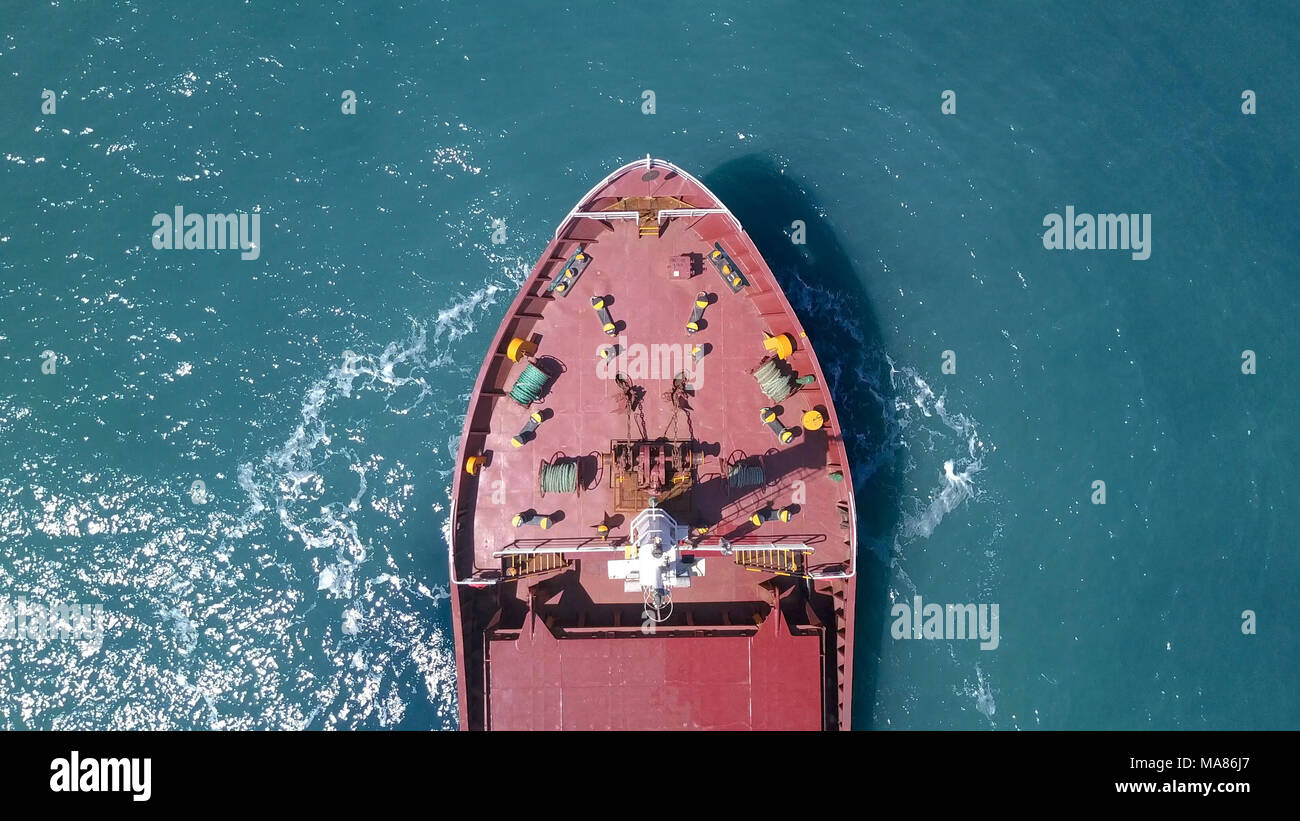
[{"x1": 448, "y1": 158, "x2": 857, "y2": 730}]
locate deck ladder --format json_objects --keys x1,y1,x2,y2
[
  {"x1": 732, "y1": 544, "x2": 813, "y2": 578},
  {"x1": 503, "y1": 551, "x2": 571, "y2": 580}
]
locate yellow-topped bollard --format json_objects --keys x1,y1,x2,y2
[
  {"x1": 507, "y1": 337, "x2": 538, "y2": 362},
  {"x1": 764, "y1": 333, "x2": 794, "y2": 360},
  {"x1": 801, "y1": 409, "x2": 825, "y2": 431},
  {"x1": 464, "y1": 455, "x2": 486, "y2": 475}
]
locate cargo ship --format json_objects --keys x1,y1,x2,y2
[{"x1": 448, "y1": 157, "x2": 857, "y2": 730}]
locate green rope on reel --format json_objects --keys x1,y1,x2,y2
[
  {"x1": 539, "y1": 459, "x2": 579, "y2": 495},
  {"x1": 509, "y1": 363, "x2": 550, "y2": 406},
  {"x1": 753, "y1": 358, "x2": 796, "y2": 402},
  {"x1": 727, "y1": 462, "x2": 765, "y2": 489}
]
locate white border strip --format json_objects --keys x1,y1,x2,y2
[{"x1": 553, "y1": 156, "x2": 743, "y2": 239}]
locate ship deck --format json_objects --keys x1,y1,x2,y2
[{"x1": 449, "y1": 158, "x2": 857, "y2": 730}]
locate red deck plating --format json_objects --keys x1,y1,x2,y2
[{"x1": 448, "y1": 159, "x2": 856, "y2": 731}]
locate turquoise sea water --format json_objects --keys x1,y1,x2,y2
[{"x1": 1, "y1": 1, "x2": 1296, "y2": 729}]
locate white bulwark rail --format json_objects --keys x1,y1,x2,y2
[{"x1": 553, "y1": 156, "x2": 743, "y2": 239}]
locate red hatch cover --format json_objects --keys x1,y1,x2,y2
[{"x1": 488, "y1": 615, "x2": 823, "y2": 730}]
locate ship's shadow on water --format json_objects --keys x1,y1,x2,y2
[{"x1": 706, "y1": 156, "x2": 901, "y2": 730}]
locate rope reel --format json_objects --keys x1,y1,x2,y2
[
  {"x1": 539, "y1": 457, "x2": 579, "y2": 496},
  {"x1": 753, "y1": 358, "x2": 797, "y2": 402},
  {"x1": 509, "y1": 362, "x2": 550, "y2": 406},
  {"x1": 727, "y1": 461, "x2": 765, "y2": 489}
]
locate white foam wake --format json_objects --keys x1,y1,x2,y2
[
  {"x1": 902, "y1": 458, "x2": 982, "y2": 540},
  {"x1": 888, "y1": 360, "x2": 989, "y2": 546}
]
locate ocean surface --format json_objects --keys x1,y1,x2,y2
[{"x1": 1, "y1": 1, "x2": 1296, "y2": 730}]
